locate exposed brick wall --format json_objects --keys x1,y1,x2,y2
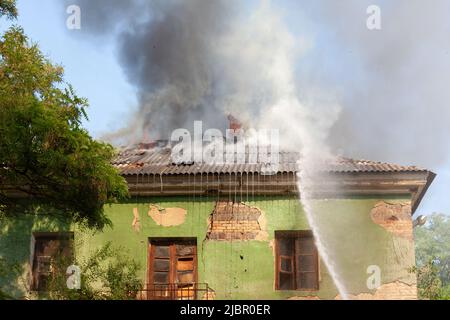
[
  {"x1": 368, "y1": 201, "x2": 417, "y2": 300},
  {"x1": 207, "y1": 201, "x2": 265, "y2": 240},
  {"x1": 370, "y1": 201, "x2": 413, "y2": 240}
]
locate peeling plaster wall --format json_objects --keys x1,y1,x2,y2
[
  {"x1": 147, "y1": 204, "x2": 187, "y2": 227},
  {"x1": 0, "y1": 195, "x2": 417, "y2": 300},
  {"x1": 370, "y1": 202, "x2": 413, "y2": 240},
  {"x1": 335, "y1": 281, "x2": 417, "y2": 300}
]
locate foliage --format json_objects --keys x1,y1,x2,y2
[
  {"x1": 414, "y1": 213, "x2": 450, "y2": 300},
  {"x1": 0, "y1": 0, "x2": 17, "y2": 19},
  {"x1": 414, "y1": 213, "x2": 450, "y2": 285},
  {"x1": 0, "y1": 257, "x2": 21, "y2": 300},
  {"x1": 0, "y1": 16, "x2": 129, "y2": 228},
  {"x1": 46, "y1": 243, "x2": 142, "y2": 300},
  {"x1": 0, "y1": 258, "x2": 11, "y2": 299},
  {"x1": 411, "y1": 260, "x2": 444, "y2": 300}
]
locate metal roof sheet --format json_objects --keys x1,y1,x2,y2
[{"x1": 113, "y1": 147, "x2": 428, "y2": 176}]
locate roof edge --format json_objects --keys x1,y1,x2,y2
[{"x1": 411, "y1": 171, "x2": 436, "y2": 214}]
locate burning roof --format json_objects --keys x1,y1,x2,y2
[
  {"x1": 114, "y1": 145, "x2": 435, "y2": 214},
  {"x1": 113, "y1": 146, "x2": 429, "y2": 176}
]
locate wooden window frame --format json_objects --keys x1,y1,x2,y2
[
  {"x1": 147, "y1": 237, "x2": 198, "y2": 286},
  {"x1": 30, "y1": 232, "x2": 74, "y2": 292},
  {"x1": 275, "y1": 230, "x2": 319, "y2": 291}
]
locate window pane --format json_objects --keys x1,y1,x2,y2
[
  {"x1": 297, "y1": 255, "x2": 315, "y2": 272},
  {"x1": 59, "y1": 240, "x2": 73, "y2": 259},
  {"x1": 37, "y1": 256, "x2": 52, "y2": 273},
  {"x1": 297, "y1": 272, "x2": 318, "y2": 290},
  {"x1": 177, "y1": 271, "x2": 194, "y2": 283},
  {"x1": 177, "y1": 258, "x2": 194, "y2": 271},
  {"x1": 36, "y1": 239, "x2": 70, "y2": 256},
  {"x1": 280, "y1": 257, "x2": 292, "y2": 272},
  {"x1": 279, "y1": 272, "x2": 294, "y2": 290},
  {"x1": 296, "y1": 237, "x2": 314, "y2": 254},
  {"x1": 37, "y1": 274, "x2": 49, "y2": 291},
  {"x1": 176, "y1": 245, "x2": 195, "y2": 256},
  {"x1": 153, "y1": 259, "x2": 170, "y2": 271},
  {"x1": 154, "y1": 246, "x2": 170, "y2": 258},
  {"x1": 41, "y1": 240, "x2": 59, "y2": 255},
  {"x1": 153, "y1": 272, "x2": 169, "y2": 284},
  {"x1": 278, "y1": 238, "x2": 294, "y2": 256}
]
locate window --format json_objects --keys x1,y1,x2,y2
[
  {"x1": 30, "y1": 232, "x2": 74, "y2": 291},
  {"x1": 147, "y1": 238, "x2": 197, "y2": 299},
  {"x1": 275, "y1": 231, "x2": 319, "y2": 291}
]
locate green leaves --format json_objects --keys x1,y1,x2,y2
[
  {"x1": 47, "y1": 243, "x2": 142, "y2": 300},
  {"x1": 0, "y1": 257, "x2": 20, "y2": 300},
  {"x1": 0, "y1": 0, "x2": 17, "y2": 20},
  {"x1": 412, "y1": 260, "x2": 444, "y2": 300},
  {"x1": 414, "y1": 213, "x2": 450, "y2": 300},
  {"x1": 0, "y1": 27, "x2": 129, "y2": 229}
]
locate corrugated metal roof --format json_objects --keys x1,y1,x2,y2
[{"x1": 113, "y1": 147, "x2": 428, "y2": 176}]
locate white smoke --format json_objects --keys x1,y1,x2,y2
[{"x1": 215, "y1": 1, "x2": 340, "y2": 155}]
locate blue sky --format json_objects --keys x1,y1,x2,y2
[
  {"x1": 1, "y1": 0, "x2": 448, "y2": 217},
  {"x1": 0, "y1": 0, "x2": 138, "y2": 137}
]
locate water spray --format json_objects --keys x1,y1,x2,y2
[{"x1": 297, "y1": 160, "x2": 349, "y2": 300}]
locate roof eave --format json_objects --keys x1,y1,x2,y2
[
  {"x1": 411, "y1": 170, "x2": 436, "y2": 214},
  {"x1": 124, "y1": 170, "x2": 434, "y2": 214}
]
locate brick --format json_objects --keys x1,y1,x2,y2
[
  {"x1": 207, "y1": 201, "x2": 263, "y2": 241},
  {"x1": 370, "y1": 202, "x2": 413, "y2": 240}
]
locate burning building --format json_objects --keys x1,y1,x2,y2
[
  {"x1": 0, "y1": 135, "x2": 435, "y2": 299},
  {"x1": 0, "y1": 0, "x2": 445, "y2": 303}
]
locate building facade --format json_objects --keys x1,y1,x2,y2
[{"x1": 0, "y1": 148, "x2": 435, "y2": 300}]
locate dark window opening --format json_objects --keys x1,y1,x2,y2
[
  {"x1": 30, "y1": 232, "x2": 74, "y2": 291},
  {"x1": 275, "y1": 231, "x2": 319, "y2": 291}
]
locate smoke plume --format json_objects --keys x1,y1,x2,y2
[
  {"x1": 64, "y1": 0, "x2": 338, "y2": 156},
  {"x1": 64, "y1": 0, "x2": 450, "y2": 170},
  {"x1": 294, "y1": 0, "x2": 450, "y2": 169}
]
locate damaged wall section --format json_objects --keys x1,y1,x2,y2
[
  {"x1": 335, "y1": 281, "x2": 417, "y2": 300},
  {"x1": 370, "y1": 201, "x2": 413, "y2": 240},
  {"x1": 207, "y1": 201, "x2": 267, "y2": 241}
]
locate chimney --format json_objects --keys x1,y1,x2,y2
[{"x1": 228, "y1": 114, "x2": 242, "y2": 131}]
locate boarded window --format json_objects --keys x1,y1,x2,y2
[
  {"x1": 275, "y1": 231, "x2": 319, "y2": 291},
  {"x1": 31, "y1": 232, "x2": 74, "y2": 291},
  {"x1": 148, "y1": 238, "x2": 197, "y2": 299}
]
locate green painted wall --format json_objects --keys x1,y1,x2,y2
[{"x1": 0, "y1": 195, "x2": 416, "y2": 300}]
